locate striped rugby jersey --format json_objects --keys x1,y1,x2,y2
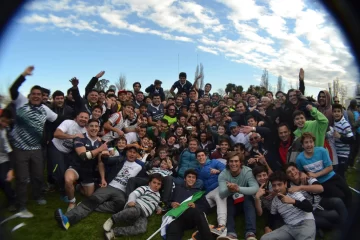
[
  {"x1": 289, "y1": 177, "x2": 322, "y2": 210},
  {"x1": 333, "y1": 116, "x2": 353, "y2": 158},
  {"x1": 127, "y1": 185, "x2": 161, "y2": 217},
  {"x1": 271, "y1": 191, "x2": 314, "y2": 225},
  {"x1": 12, "y1": 94, "x2": 57, "y2": 150}
]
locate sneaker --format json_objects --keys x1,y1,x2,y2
[
  {"x1": 60, "y1": 195, "x2": 70, "y2": 203},
  {"x1": 217, "y1": 234, "x2": 238, "y2": 240},
  {"x1": 246, "y1": 233, "x2": 257, "y2": 240},
  {"x1": 43, "y1": 183, "x2": 56, "y2": 192},
  {"x1": 104, "y1": 229, "x2": 115, "y2": 240},
  {"x1": 103, "y1": 218, "x2": 114, "y2": 232},
  {"x1": 36, "y1": 198, "x2": 47, "y2": 205},
  {"x1": 54, "y1": 209, "x2": 70, "y2": 230},
  {"x1": 18, "y1": 208, "x2": 34, "y2": 218},
  {"x1": 211, "y1": 225, "x2": 226, "y2": 236},
  {"x1": 66, "y1": 203, "x2": 76, "y2": 213}
]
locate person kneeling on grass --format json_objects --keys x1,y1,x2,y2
[
  {"x1": 260, "y1": 171, "x2": 315, "y2": 240},
  {"x1": 103, "y1": 173, "x2": 163, "y2": 240}
]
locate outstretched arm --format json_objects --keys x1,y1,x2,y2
[
  {"x1": 85, "y1": 70, "x2": 105, "y2": 96},
  {"x1": 10, "y1": 66, "x2": 34, "y2": 100},
  {"x1": 299, "y1": 68, "x2": 305, "y2": 95}
]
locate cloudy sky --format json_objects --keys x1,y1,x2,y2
[{"x1": 0, "y1": 0, "x2": 358, "y2": 97}]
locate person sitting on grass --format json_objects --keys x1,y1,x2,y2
[
  {"x1": 217, "y1": 151, "x2": 259, "y2": 240},
  {"x1": 102, "y1": 173, "x2": 163, "y2": 240},
  {"x1": 54, "y1": 146, "x2": 146, "y2": 230},
  {"x1": 260, "y1": 171, "x2": 315, "y2": 240},
  {"x1": 285, "y1": 162, "x2": 347, "y2": 239},
  {"x1": 253, "y1": 165, "x2": 282, "y2": 235},
  {"x1": 296, "y1": 132, "x2": 352, "y2": 208},
  {"x1": 64, "y1": 119, "x2": 108, "y2": 212},
  {"x1": 195, "y1": 149, "x2": 227, "y2": 236},
  {"x1": 165, "y1": 169, "x2": 216, "y2": 240}
]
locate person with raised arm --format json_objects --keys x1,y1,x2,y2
[{"x1": 9, "y1": 66, "x2": 58, "y2": 217}]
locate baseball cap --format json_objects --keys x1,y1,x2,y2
[{"x1": 229, "y1": 122, "x2": 238, "y2": 128}]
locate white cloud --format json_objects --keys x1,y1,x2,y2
[
  {"x1": 197, "y1": 46, "x2": 219, "y2": 55},
  {"x1": 18, "y1": 0, "x2": 359, "y2": 94}
]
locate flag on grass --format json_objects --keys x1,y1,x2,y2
[{"x1": 160, "y1": 191, "x2": 205, "y2": 239}]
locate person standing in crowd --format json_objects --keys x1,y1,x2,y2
[
  {"x1": 145, "y1": 79, "x2": 165, "y2": 102},
  {"x1": 10, "y1": 66, "x2": 58, "y2": 217},
  {"x1": 170, "y1": 72, "x2": 193, "y2": 97},
  {"x1": 347, "y1": 99, "x2": 360, "y2": 168}
]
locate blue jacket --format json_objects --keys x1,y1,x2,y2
[
  {"x1": 196, "y1": 159, "x2": 225, "y2": 193},
  {"x1": 177, "y1": 149, "x2": 199, "y2": 178}
]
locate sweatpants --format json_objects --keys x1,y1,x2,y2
[
  {"x1": 13, "y1": 148, "x2": 44, "y2": 208},
  {"x1": 321, "y1": 174, "x2": 352, "y2": 208},
  {"x1": 65, "y1": 186, "x2": 126, "y2": 225},
  {"x1": 260, "y1": 219, "x2": 316, "y2": 240},
  {"x1": 111, "y1": 203, "x2": 147, "y2": 236},
  {"x1": 126, "y1": 176, "x2": 173, "y2": 204},
  {"x1": 205, "y1": 187, "x2": 227, "y2": 226},
  {"x1": 166, "y1": 207, "x2": 215, "y2": 240},
  {"x1": 0, "y1": 161, "x2": 15, "y2": 205}
]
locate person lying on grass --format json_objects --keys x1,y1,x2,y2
[
  {"x1": 54, "y1": 145, "x2": 146, "y2": 230},
  {"x1": 103, "y1": 173, "x2": 163, "y2": 240}
]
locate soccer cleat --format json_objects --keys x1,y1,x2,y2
[
  {"x1": 104, "y1": 229, "x2": 115, "y2": 240},
  {"x1": 54, "y1": 209, "x2": 70, "y2": 230},
  {"x1": 103, "y1": 218, "x2": 114, "y2": 232}
]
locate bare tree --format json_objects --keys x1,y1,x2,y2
[
  {"x1": 199, "y1": 63, "x2": 204, "y2": 90},
  {"x1": 115, "y1": 73, "x2": 127, "y2": 90},
  {"x1": 277, "y1": 75, "x2": 283, "y2": 92},
  {"x1": 164, "y1": 90, "x2": 172, "y2": 100},
  {"x1": 94, "y1": 79, "x2": 110, "y2": 91},
  {"x1": 217, "y1": 88, "x2": 225, "y2": 96},
  {"x1": 333, "y1": 78, "x2": 340, "y2": 97},
  {"x1": 338, "y1": 84, "x2": 348, "y2": 104},
  {"x1": 194, "y1": 63, "x2": 204, "y2": 89},
  {"x1": 260, "y1": 68, "x2": 269, "y2": 90}
]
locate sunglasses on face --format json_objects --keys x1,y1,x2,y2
[{"x1": 250, "y1": 137, "x2": 259, "y2": 141}]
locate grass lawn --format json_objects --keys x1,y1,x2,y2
[{"x1": 1, "y1": 163, "x2": 359, "y2": 240}]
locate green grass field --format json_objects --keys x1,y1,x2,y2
[{"x1": 1, "y1": 165, "x2": 359, "y2": 240}]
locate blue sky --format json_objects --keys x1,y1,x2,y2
[{"x1": 0, "y1": 0, "x2": 358, "y2": 98}]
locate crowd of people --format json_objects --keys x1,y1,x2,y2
[{"x1": 0, "y1": 66, "x2": 359, "y2": 240}]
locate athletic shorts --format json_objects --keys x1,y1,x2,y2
[{"x1": 67, "y1": 166, "x2": 94, "y2": 186}]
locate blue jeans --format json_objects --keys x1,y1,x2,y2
[
  {"x1": 226, "y1": 195, "x2": 256, "y2": 238},
  {"x1": 173, "y1": 177, "x2": 203, "y2": 189}
]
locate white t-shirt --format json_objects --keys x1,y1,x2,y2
[
  {"x1": 109, "y1": 160, "x2": 142, "y2": 192},
  {"x1": 52, "y1": 120, "x2": 86, "y2": 153}
]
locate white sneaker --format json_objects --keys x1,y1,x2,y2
[
  {"x1": 18, "y1": 209, "x2": 34, "y2": 218},
  {"x1": 104, "y1": 229, "x2": 115, "y2": 240},
  {"x1": 103, "y1": 218, "x2": 114, "y2": 232}
]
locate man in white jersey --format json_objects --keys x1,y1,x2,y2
[
  {"x1": 49, "y1": 111, "x2": 89, "y2": 191},
  {"x1": 260, "y1": 171, "x2": 315, "y2": 240},
  {"x1": 55, "y1": 146, "x2": 146, "y2": 230}
]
